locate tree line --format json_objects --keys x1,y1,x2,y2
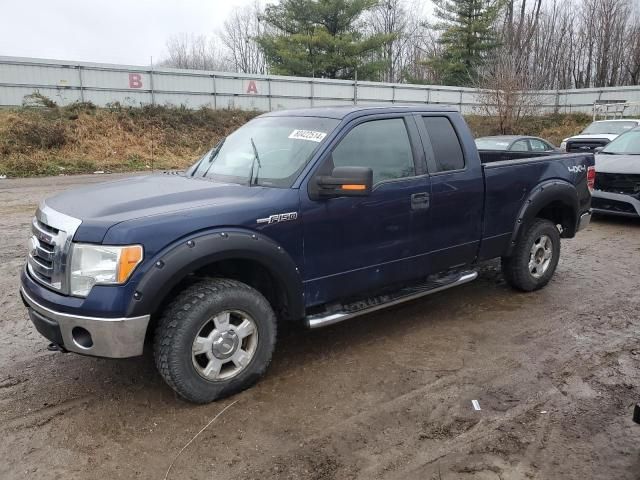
[{"x1": 161, "y1": 0, "x2": 640, "y2": 90}]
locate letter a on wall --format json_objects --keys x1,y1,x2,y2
[{"x1": 246, "y1": 80, "x2": 258, "y2": 94}]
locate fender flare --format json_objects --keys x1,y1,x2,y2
[
  {"x1": 126, "y1": 228, "x2": 304, "y2": 320},
  {"x1": 507, "y1": 180, "x2": 579, "y2": 255}
]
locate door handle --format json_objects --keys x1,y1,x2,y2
[{"x1": 411, "y1": 192, "x2": 430, "y2": 210}]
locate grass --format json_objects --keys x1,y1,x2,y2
[
  {"x1": 0, "y1": 97, "x2": 593, "y2": 178},
  {"x1": 0, "y1": 100, "x2": 260, "y2": 177}
]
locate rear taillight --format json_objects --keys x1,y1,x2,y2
[{"x1": 587, "y1": 166, "x2": 596, "y2": 192}]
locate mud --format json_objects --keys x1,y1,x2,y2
[{"x1": 1, "y1": 173, "x2": 639, "y2": 479}]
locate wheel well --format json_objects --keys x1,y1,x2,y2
[
  {"x1": 197, "y1": 259, "x2": 288, "y2": 316},
  {"x1": 152, "y1": 258, "x2": 290, "y2": 323},
  {"x1": 145, "y1": 258, "x2": 292, "y2": 344},
  {"x1": 535, "y1": 200, "x2": 576, "y2": 237}
]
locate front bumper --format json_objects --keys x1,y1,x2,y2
[
  {"x1": 21, "y1": 287, "x2": 150, "y2": 358},
  {"x1": 591, "y1": 190, "x2": 640, "y2": 218}
]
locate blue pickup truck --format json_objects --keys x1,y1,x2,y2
[{"x1": 21, "y1": 105, "x2": 594, "y2": 403}]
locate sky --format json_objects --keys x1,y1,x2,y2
[{"x1": 0, "y1": 0, "x2": 256, "y2": 66}]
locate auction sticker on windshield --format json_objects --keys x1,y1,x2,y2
[{"x1": 288, "y1": 130, "x2": 327, "y2": 142}]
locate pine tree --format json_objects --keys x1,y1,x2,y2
[
  {"x1": 257, "y1": 0, "x2": 394, "y2": 79},
  {"x1": 428, "y1": 0, "x2": 504, "y2": 86}
]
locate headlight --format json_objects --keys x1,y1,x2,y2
[{"x1": 70, "y1": 244, "x2": 143, "y2": 297}]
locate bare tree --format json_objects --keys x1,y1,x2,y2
[
  {"x1": 497, "y1": 0, "x2": 639, "y2": 90},
  {"x1": 219, "y1": 2, "x2": 268, "y2": 74},
  {"x1": 366, "y1": 0, "x2": 447, "y2": 84},
  {"x1": 475, "y1": 50, "x2": 545, "y2": 133},
  {"x1": 161, "y1": 33, "x2": 230, "y2": 71},
  {"x1": 625, "y1": 20, "x2": 640, "y2": 84},
  {"x1": 408, "y1": 22, "x2": 450, "y2": 84},
  {"x1": 367, "y1": 0, "x2": 417, "y2": 82}
]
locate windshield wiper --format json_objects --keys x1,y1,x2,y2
[
  {"x1": 248, "y1": 137, "x2": 262, "y2": 186},
  {"x1": 201, "y1": 137, "x2": 225, "y2": 177}
]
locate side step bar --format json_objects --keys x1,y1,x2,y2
[{"x1": 305, "y1": 271, "x2": 478, "y2": 329}]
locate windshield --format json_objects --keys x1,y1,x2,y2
[
  {"x1": 600, "y1": 128, "x2": 640, "y2": 155},
  {"x1": 581, "y1": 121, "x2": 638, "y2": 135},
  {"x1": 475, "y1": 138, "x2": 511, "y2": 150},
  {"x1": 188, "y1": 116, "x2": 339, "y2": 187}
]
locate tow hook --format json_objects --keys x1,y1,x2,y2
[{"x1": 47, "y1": 342, "x2": 68, "y2": 353}]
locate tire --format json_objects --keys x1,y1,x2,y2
[
  {"x1": 501, "y1": 218, "x2": 561, "y2": 292},
  {"x1": 153, "y1": 278, "x2": 277, "y2": 404}
]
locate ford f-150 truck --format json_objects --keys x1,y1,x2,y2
[{"x1": 20, "y1": 105, "x2": 595, "y2": 403}]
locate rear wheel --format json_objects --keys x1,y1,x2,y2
[
  {"x1": 501, "y1": 218, "x2": 561, "y2": 292},
  {"x1": 153, "y1": 278, "x2": 277, "y2": 403}
]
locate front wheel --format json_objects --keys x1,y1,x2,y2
[
  {"x1": 501, "y1": 218, "x2": 561, "y2": 292},
  {"x1": 153, "y1": 278, "x2": 277, "y2": 403}
]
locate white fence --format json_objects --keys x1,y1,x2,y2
[{"x1": 2, "y1": 56, "x2": 640, "y2": 116}]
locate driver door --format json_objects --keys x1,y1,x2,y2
[{"x1": 300, "y1": 115, "x2": 430, "y2": 307}]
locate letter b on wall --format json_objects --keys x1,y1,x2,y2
[{"x1": 129, "y1": 73, "x2": 143, "y2": 89}]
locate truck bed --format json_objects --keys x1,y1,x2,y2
[{"x1": 478, "y1": 152, "x2": 594, "y2": 261}]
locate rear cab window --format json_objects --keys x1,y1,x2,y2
[{"x1": 421, "y1": 116, "x2": 465, "y2": 172}]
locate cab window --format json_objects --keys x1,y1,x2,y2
[
  {"x1": 511, "y1": 140, "x2": 529, "y2": 151},
  {"x1": 530, "y1": 139, "x2": 551, "y2": 151},
  {"x1": 331, "y1": 118, "x2": 415, "y2": 185},
  {"x1": 422, "y1": 116, "x2": 465, "y2": 171}
]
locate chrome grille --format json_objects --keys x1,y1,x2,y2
[{"x1": 27, "y1": 203, "x2": 81, "y2": 294}]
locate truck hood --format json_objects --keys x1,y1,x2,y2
[
  {"x1": 563, "y1": 133, "x2": 619, "y2": 142},
  {"x1": 45, "y1": 173, "x2": 271, "y2": 241},
  {"x1": 595, "y1": 154, "x2": 640, "y2": 174}
]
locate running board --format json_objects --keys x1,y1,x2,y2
[{"x1": 305, "y1": 271, "x2": 478, "y2": 329}]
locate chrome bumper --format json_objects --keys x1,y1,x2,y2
[
  {"x1": 577, "y1": 211, "x2": 592, "y2": 232},
  {"x1": 21, "y1": 287, "x2": 150, "y2": 358}
]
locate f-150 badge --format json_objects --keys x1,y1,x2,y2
[{"x1": 257, "y1": 212, "x2": 298, "y2": 224}]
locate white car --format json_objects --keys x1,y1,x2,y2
[
  {"x1": 560, "y1": 119, "x2": 640, "y2": 152},
  {"x1": 592, "y1": 127, "x2": 640, "y2": 218}
]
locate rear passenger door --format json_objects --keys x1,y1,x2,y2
[{"x1": 415, "y1": 114, "x2": 485, "y2": 273}]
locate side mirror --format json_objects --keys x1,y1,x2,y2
[
  {"x1": 312, "y1": 166, "x2": 373, "y2": 199},
  {"x1": 594, "y1": 146, "x2": 604, "y2": 153}
]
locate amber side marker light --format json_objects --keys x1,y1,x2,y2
[
  {"x1": 117, "y1": 245, "x2": 144, "y2": 283},
  {"x1": 341, "y1": 184, "x2": 367, "y2": 191}
]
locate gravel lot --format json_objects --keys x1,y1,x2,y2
[{"x1": 1, "y1": 173, "x2": 639, "y2": 480}]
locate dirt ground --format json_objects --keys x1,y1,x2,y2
[{"x1": 1, "y1": 173, "x2": 639, "y2": 480}]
